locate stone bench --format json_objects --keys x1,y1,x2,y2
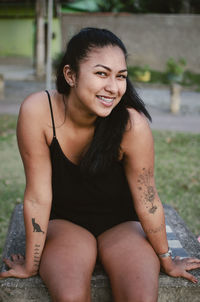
[{"x1": 0, "y1": 204, "x2": 200, "y2": 302}]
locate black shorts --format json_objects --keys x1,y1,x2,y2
[{"x1": 50, "y1": 208, "x2": 139, "y2": 237}]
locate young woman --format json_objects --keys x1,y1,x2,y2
[{"x1": 0, "y1": 28, "x2": 199, "y2": 302}]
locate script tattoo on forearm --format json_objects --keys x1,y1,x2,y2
[
  {"x1": 145, "y1": 223, "x2": 165, "y2": 234},
  {"x1": 137, "y1": 168, "x2": 158, "y2": 214},
  {"x1": 33, "y1": 244, "x2": 41, "y2": 270}
]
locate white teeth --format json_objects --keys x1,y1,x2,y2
[{"x1": 98, "y1": 96, "x2": 113, "y2": 102}]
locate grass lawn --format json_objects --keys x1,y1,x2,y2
[
  {"x1": 0, "y1": 114, "x2": 200, "y2": 259},
  {"x1": 0, "y1": 115, "x2": 25, "y2": 259}
]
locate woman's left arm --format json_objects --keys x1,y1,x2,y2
[{"x1": 122, "y1": 109, "x2": 200, "y2": 283}]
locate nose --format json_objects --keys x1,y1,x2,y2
[{"x1": 104, "y1": 76, "x2": 118, "y2": 94}]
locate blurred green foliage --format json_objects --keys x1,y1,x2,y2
[{"x1": 128, "y1": 65, "x2": 200, "y2": 91}]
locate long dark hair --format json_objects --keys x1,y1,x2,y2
[{"x1": 56, "y1": 27, "x2": 151, "y2": 175}]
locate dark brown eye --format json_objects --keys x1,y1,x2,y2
[
  {"x1": 96, "y1": 71, "x2": 107, "y2": 76},
  {"x1": 117, "y1": 74, "x2": 127, "y2": 79}
]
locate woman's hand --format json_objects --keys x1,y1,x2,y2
[
  {"x1": 162, "y1": 256, "x2": 200, "y2": 283},
  {"x1": 0, "y1": 254, "x2": 37, "y2": 279}
]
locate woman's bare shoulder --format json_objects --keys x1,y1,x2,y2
[
  {"x1": 126, "y1": 108, "x2": 151, "y2": 133},
  {"x1": 121, "y1": 108, "x2": 153, "y2": 155},
  {"x1": 17, "y1": 91, "x2": 52, "y2": 144},
  {"x1": 19, "y1": 91, "x2": 48, "y2": 116}
]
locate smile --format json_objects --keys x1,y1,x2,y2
[{"x1": 96, "y1": 95, "x2": 115, "y2": 107}]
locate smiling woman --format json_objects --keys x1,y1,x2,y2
[
  {"x1": 1, "y1": 28, "x2": 200, "y2": 302},
  {"x1": 62, "y1": 46, "x2": 127, "y2": 118},
  {"x1": 94, "y1": 62, "x2": 128, "y2": 107}
]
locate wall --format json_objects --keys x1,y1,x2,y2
[
  {"x1": 51, "y1": 19, "x2": 62, "y2": 59},
  {"x1": 61, "y1": 13, "x2": 200, "y2": 72},
  {"x1": 0, "y1": 18, "x2": 62, "y2": 60},
  {"x1": 0, "y1": 19, "x2": 34, "y2": 57}
]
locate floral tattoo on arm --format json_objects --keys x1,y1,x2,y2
[{"x1": 137, "y1": 167, "x2": 158, "y2": 214}]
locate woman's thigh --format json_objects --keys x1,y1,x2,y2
[
  {"x1": 97, "y1": 221, "x2": 160, "y2": 302},
  {"x1": 39, "y1": 219, "x2": 97, "y2": 302}
]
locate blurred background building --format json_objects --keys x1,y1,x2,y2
[{"x1": 0, "y1": 0, "x2": 200, "y2": 77}]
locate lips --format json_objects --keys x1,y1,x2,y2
[{"x1": 96, "y1": 95, "x2": 115, "y2": 107}]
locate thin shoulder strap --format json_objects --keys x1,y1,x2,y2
[{"x1": 45, "y1": 90, "x2": 56, "y2": 138}]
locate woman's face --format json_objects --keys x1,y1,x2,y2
[{"x1": 68, "y1": 46, "x2": 128, "y2": 118}]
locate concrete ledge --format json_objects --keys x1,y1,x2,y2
[{"x1": 0, "y1": 204, "x2": 200, "y2": 302}]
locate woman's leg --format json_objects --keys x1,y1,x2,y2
[
  {"x1": 97, "y1": 221, "x2": 160, "y2": 302},
  {"x1": 39, "y1": 219, "x2": 97, "y2": 302}
]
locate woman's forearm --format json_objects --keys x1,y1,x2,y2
[
  {"x1": 131, "y1": 168, "x2": 167, "y2": 250},
  {"x1": 131, "y1": 167, "x2": 174, "y2": 268},
  {"x1": 137, "y1": 202, "x2": 175, "y2": 271},
  {"x1": 137, "y1": 199, "x2": 168, "y2": 254},
  {"x1": 23, "y1": 196, "x2": 51, "y2": 275}
]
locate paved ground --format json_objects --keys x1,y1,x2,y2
[
  {"x1": 0, "y1": 63, "x2": 199, "y2": 133},
  {"x1": 139, "y1": 87, "x2": 200, "y2": 133}
]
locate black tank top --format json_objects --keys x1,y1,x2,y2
[{"x1": 46, "y1": 90, "x2": 139, "y2": 237}]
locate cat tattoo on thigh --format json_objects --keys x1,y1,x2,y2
[{"x1": 32, "y1": 218, "x2": 45, "y2": 234}]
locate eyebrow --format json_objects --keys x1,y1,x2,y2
[{"x1": 94, "y1": 64, "x2": 128, "y2": 73}]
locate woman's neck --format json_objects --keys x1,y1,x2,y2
[{"x1": 64, "y1": 94, "x2": 97, "y2": 129}]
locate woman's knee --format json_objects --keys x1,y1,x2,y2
[
  {"x1": 52, "y1": 287, "x2": 90, "y2": 302},
  {"x1": 130, "y1": 294, "x2": 158, "y2": 302},
  {"x1": 118, "y1": 284, "x2": 159, "y2": 302},
  {"x1": 126, "y1": 295, "x2": 158, "y2": 302}
]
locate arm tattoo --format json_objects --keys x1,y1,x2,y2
[
  {"x1": 32, "y1": 218, "x2": 45, "y2": 234},
  {"x1": 145, "y1": 223, "x2": 165, "y2": 234},
  {"x1": 137, "y1": 168, "x2": 158, "y2": 214},
  {"x1": 33, "y1": 244, "x2": 41, "y2": 269}
]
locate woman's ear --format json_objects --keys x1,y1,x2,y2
[{"x1": 63, "y1": 65, "x2": 76, "y2": 87}]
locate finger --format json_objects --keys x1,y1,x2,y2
[
  {"x1": 17, "y1": 254, "x2": 25, "y2": 264},
  {"x1": 18, "y1": 254, "x2": 24, "y2": 259},
  {"x1": 0, "y1": 269, "x2": 14, "y2": 279},
  {"x1": 17, "y1": 254, "x2": 25, "y2": 262},
  {"x1": 11, "y1": 254, "x2": 18, "y2": 261},
  {"x1": 185, "y1": 258, "x2": 200, "y2": 263},
  {"x1": 3, "y1": 258, "x2": 13, "y2": 268},
  {"x1": 185, "y1": 263, "x2": 200, "y2": 271},
  {"x1": 182, "y1": 271, "x2": 198, "y2": 283}
]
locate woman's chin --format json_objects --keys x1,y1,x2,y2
[
  {"x1": 96, "y1": 109, "x2": 113, "y2": 118},
  {"x1": 94, "y1": 104, "x2": 115, "y2": 117}
]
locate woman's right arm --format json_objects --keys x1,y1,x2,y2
[{"x1": 0, "y1": 92, "x2": 52, "y2": 279}]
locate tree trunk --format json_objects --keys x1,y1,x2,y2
[
  {"x1": 170, "y1": 83, "x2": 182, "y2": 114},
  {"x1": 35, "y1": 0, "x2": 46, "y2": 78},
  {"x1": 46, "y1": 0, "x2": 53, "y2": 90},
  {"x1": 0, "y1": 74, "x2": 4, "y2": 101}
]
